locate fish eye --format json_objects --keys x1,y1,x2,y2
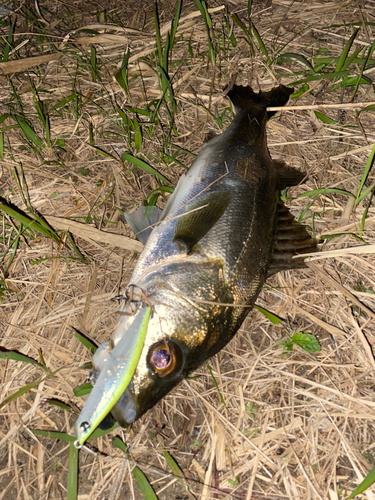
[{"x1": 149, "y1": 342, "x2": 177, "y2": 377}]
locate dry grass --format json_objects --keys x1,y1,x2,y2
[{"x1": 1, "y1": 0, "x2": 375, "y2": 499}]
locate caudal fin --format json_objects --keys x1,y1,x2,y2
[{"x1": 226, "y1": 84, "x2": 293, "y2": 119}]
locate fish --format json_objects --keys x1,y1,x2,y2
[{"x1": 75, "y1": 84, "x2": 317, "y2": 444}]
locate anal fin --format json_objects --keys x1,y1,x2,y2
[{"x1": 268, "y1": 203, "x2": 317, "y2": 277}]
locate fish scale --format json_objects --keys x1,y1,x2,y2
[{"x1": 75, "y1": 84, "x2": 318, "y2": 443}]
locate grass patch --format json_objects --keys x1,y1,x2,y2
[{"x1": 0, "y1": 2, "x2": 375, "y2": 499}]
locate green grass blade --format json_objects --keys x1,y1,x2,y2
[
  {"x1": 298, "y1": 188, "x2": 355, "y2": 198},
  {"x1": 30, "y1": 83, "x2": 51, "y2": 149},
  {"x1": 113, "y1": 437, "x2": 158, "y2": 500},
  {"x1": 193, "y1": 0, "x2": 206, "y2": 20},
  {"x1": 290, "y1": 69, "x2": 350, "y2": 85},
  {"x1": 73, "y1": 330, "x2": 97, "y2": 353},
  {"x1": 334, "y1": 28, "x2": 359, "y2": 81},
  {"x1": 361, "y1": 104, "x2": 375, "y2": 114},
  {"x1": 314, "y1": 110, "x2": 354, "y2": 127},
  {"x1": 89, "y1": 422, "x2": 119, "y2": 439},
  {"x1": 144, "y1": 186, "x2": 174, "y2": 206},
  {"x1": 4, "y1": 234, "x2": 20, "y2": 276},
  {"x1": 201, "y1": 1, "x2": 212, "y2": 27},
  {"x1": 331, "y1": 74, "x2": 372, "y2": 90},
  {"x1": 124, "y1": 105, "x2": 150, "y2": 117},
  {"x1": 0, "y1": 368, "x2": 62, "y2": 409},
  {"x1": 162, "y1": 31, "x2": 170, "y2": 74},
  {"x1": 356, "y1": 182, "x2": 375, "y2": 205},
  {"x1": 121, "y1": 152, "x2": 171, "y2": 184},
  {"x1": 0, "y1": 202, "x2": 60, "y2": 243},
  {"x1": 0, "y1": 349, "x2": 49, "y2": 372},
  {"x1": 277, "y1": 52, "x2": 314, "y2": 71},
  {"x1": 154, "y1": 2, "x2": 163, "y2": 66},
  {"x1": 51, "y1": 93, "x2": 78, "y2": 111},
  {"x1": 112, "y1": 436, "x2": 127, "y2": 453},
  {"x1": 115, "y1": 49, "x2": 130, "y2": 96},
  {"x1": 133, "y1": 116, "x2": 142, "y2": 152},
  {"x1": 314, "y1": 110, "x2": 340, "y2": 125},
  {"x1": 170, "y1": 0, "x2": 182, "y2": 48},
  {"x1": 44, "y1": 115, "x2": 51, "y2": 149},
  {"x1": 92, "y1": 145, "x2": 118, "y2": 160},
  {"x1": 194, "y1": 0, "x2": 215, "y2": 65},
  {"x1": 73, "y1": 383, "x2": 93, "y2": 397},
  {"x1": 207, "y1": 364, "x2": 227, "y2": 410},
  {"x1": 132, "y1": 467, "x2": 159, "y2": 500},
  {"x1": 251, "y1": 22, "x2": 270, "y2": 63},
  {"x1": 342, "y1": 46, "x2": 363, "y2": 70},
  {"x1": 32, "y1": 422, "x2": 119, "y2": 442},
  {"x1": 231, "y1": 14, "x2": 254, "y2": 51},
  {"x1": 355, "y1": 142, "x2": 375, "y2": 206},
  {"x1": 8, "y1": 78, "x2": 24, "y2": 113},
  {"x1": 347, "y1": 466, "x2": 375, "y2": 499},
  {"x1": 90, "y1": 45, "x2": 97, "y2": 82},
  {"x1": 290, "y1": 83, "x2": 309, "y2": 98},
  {"x1": 13, "y1": 115, "x2": 44, "y2": 148},
  {"x1": 162, "y1": 450, "x2": 186, "y2": 491},
  {"x1": 32, "y1": 429, "x2": 76, "y2": 441},
  {"x1": 156, "y1": 66, "x2": 177, "y2": 114},
  {"x1": 79, "y1": 362, "x2": 93, "y2": 370},
  {"x1": 0, "y1": 112, "x2": 9, "y2": 125},
  {"x1": 352, "y1": 39, "x2": 375, "y2": 98},
  {"x1": 45, "y1": 399, "x2": 77, "y2": 413},
  {"x1": 360, "y1": 189, "x2": 374, "y2": 237},
  {"x1": 253, "y1": 305, "x2": 283, "y2": 325},
  {"x1": 2, "y1": 20, "x2": 15, "y2": 63},
  {"x1": 30, "y1": 84, "x2": 47, "y2": 128},
  {"x1": 206, "y1": 27, "x2": 216, "y2": 66},
  {"x1": 0, "y1": 132, "x2": 4, "y2": 160},
  {"x1": 321, "y1": 232, "x2": 368, "y2": 245},
  {"x1": 247, "y1": 0, "x2": 252, "y2": 17},
  {"x1": 67, "y1": 441, "x2": 78, "y2": 500},
  {"x1": 0, "y1": 201, "x2": 60, "y2": 242}
]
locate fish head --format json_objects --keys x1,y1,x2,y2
[
  {"x1": 88, "y1": 259, "x2": 233, "y2": 430},
  {"x1": 110, "y1": 335, "x2": 188, "y2": 427},
  {"x1": 107, "y1": 299, "x2": 197, "y2": 426}
]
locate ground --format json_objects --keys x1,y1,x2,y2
[{"x1": 1, "y1": 0, "x2": 375, "y2": 499}]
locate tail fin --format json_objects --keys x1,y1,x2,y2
[{"x1": 226, "y1": 84, "x2": 293, "y2": 119}]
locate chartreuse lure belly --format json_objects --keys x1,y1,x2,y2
[{"x1": 74, "y1": 306, "x2": 151, "y2": 446}]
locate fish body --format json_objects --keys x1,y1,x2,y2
[{"x1": 76, "y1": 84, "x2": 316, "y2": 439}]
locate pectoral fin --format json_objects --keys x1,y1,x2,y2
[
  {"x1": 173, "y1": 191, "x2": 231, "y2": 252},
  {"x1": 268, "y1": 203, "x2": 317, "y2": 276},
  {"x1": 125, "y1": 206, "x2": 163, "y2": 244}
]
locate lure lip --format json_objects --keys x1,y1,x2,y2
[{"x1": 74, "y1": 306, "x2": 152, "y2": 445}]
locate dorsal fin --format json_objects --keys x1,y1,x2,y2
[
  {"x1": 273, "y1": 160, "x2": 306, "y2": 190},
  {"x1": 268, "y1": 203, "x2": 317, "y2": 276}
]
